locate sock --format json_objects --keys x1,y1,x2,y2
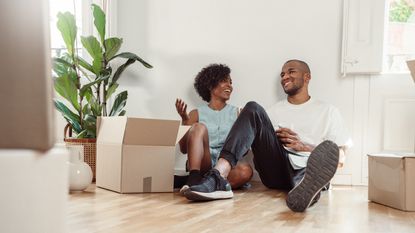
[{"x1": 187, "y1": 170, "x2": 202, "y2": 186}]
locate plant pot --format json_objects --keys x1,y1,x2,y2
[{"x1": 64, "y1": 124, "x2": 96, "y2": 181}]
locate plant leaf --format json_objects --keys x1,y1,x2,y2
[
  {"x1": 91, "y1": 100, "x2": 102, "y2": 117},
  {"x1": 118, "y1": 110, "x2": 126, "y2": 116},
  {"x1": 56, "y1": 12, "x2": 77, "y2": 56},
  {"x1": 75, "y1": 55, "x2": 94, "y2": 74},
  {"x1": 76, "y1": 130, "x2": 88, "y2": 139},
  {"x1": 81, "y1": 36, "x2": 103, "y2": 75},
  {"x1": 104, "y1": 37, "x2": 122, "y2": 61},
  {"x1": 83, "y1": 87, "x2": 93, "y2": 102},
  {"x1": 84, "y1": 114, "x2": 97, "y2": 138},
  {"x1": 111, "y1": 58, "x2": 135, "y2": 85},
  {"x1": 83, "y1": 88, "x2": 102, "y2": 116},
  {"x1": 82, "y1": 103, "x2": 92, "y2": 116},
  {"x1": 79, "y1": 74, "x2": 110, "y2": 98},
  {"x1": 106, "y1": 83, "x2": 119, "y2": 100},
  {"x1": 92, "y1": 4, "x2": 106, "y2": 43},
  {"x1": 109, "y1": 91, "x2": 128, "y2": 116},
  {"x1": 109, "y1": 52, "x2": 153, "y2": 68},
  {"x1": 54, "y1": 74, "x2": 80, "y2": 111},
  {"x1": 52, "y1": 57, "x2": 72, "y2": 77},
  {"x1": 53, "y1": 57, "x2": 73, "y2": 68},
  {"x1": 83, "y1": 114, "x2": 97, "y2": 138},
  {"x1": 54, "y1": 100, "x2": 82, "y2": 133}
]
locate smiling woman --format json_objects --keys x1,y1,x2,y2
[{"x1": 174, "y1": 64, "x2": 253, "y2": 195}]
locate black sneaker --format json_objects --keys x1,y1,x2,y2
[
  {"x1": 179, "y1": 170, "x2": 202, "y2": 195},
  {"x1": 286, "y1": 140, "x2": 339, "y2": 212},
  {"x1": 309, "y1": 191, "x2": 321, "y2": 208},
  {"x1": 184, "y1": 169, "x2": 233, "y2": 201}
]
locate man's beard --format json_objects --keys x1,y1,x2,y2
[{"x1": 283, "y1": 78, "x2": 304, "y2": 96}]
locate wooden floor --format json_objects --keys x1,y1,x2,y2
[{"x1": 67, "y1": 182, "x2": 415, "y2": 233}]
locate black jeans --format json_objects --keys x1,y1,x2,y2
[{"x1": 220, "y1": 101, "x2": 305, "y2": 190}]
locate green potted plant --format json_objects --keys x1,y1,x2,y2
[{"x1": 53, "y1": 4, "x2": 152, "y2": 179}]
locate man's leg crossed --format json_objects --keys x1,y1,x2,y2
[
  {"x1": 184, "y1": 101, "x2": 292, "y2": 201},
  {"x1": 286, "y1": 140, "x2": 339, "y2": 212}
]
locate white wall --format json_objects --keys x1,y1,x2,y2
[
  {"x1": 85, "y1": 0, "x2": 414, "y2": 185},
  {"x1": 116, "y1": 0, "x2": 351, "y2": 116}
]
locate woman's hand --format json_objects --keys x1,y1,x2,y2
[{"x1": 175, "y1": 98, "x2": 190, "y2": 124}]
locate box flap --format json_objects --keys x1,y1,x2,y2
[
  {"x1": 176, "y1": 125, "x2": 191, "y2": 144},
  {"x1": 406, "y1": 60, "x2": 415, "y2": 83},
  {"x1": 404, "y1": 157, "x2": 415, "y2": 211},
  {"x1": 124, "y1": 118, "x2": 180, "y2": 146},
  {"x1": 96, "y1": 116, "x2": 128, "y2": 144},
  {"x1": 368, "y1": 153, "x2": 415, "y2": 158}
]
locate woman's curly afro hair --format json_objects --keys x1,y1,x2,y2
[{"x1": 194, "y1": 64, "x2": 231, "y2": 102}]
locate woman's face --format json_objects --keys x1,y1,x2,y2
[{"x1": 210, "y1": 76, "x2": 233, "y2": 101}]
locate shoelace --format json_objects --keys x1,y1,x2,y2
[{"x1": 202, "y1": 170, "x2": 221, "y2": 189}]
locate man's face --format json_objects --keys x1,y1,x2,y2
[{"x1": 279, "y1": 61, "x2": 310, "y2": 96}]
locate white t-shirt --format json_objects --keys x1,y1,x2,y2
[{"x1": 266, "y1": 98, "x2": 352, "y2": 169}]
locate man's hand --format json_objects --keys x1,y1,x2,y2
[
  {"x1": 276, "y1": 127, "x2": 314, "y2": 152},
  {"x1": 175, "y1": 98, "x2": 190, "y2": 124}
]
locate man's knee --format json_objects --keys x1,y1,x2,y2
[{"x1": 244, "y1": 101, "x2": 265, "y2": 114}]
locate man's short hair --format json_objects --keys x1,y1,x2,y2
[{"x1": 285, "y1": 59, "x2": 310, "y2": 73}]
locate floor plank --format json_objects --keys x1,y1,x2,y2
[{"x1": 67, "y1": 182, "x2": 415, "y2": 233}]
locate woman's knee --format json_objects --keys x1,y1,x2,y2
[
  {"x1": 228, "y1": 163, "x2": 253, "y2": 188},
  {"x1": 188, "y1": 122, "x2": 208, "y2": 137},
  {"x1": 232, "y1": 163, "x2": 253, "y2": 182},
  {"x1": 238, "y1": 163, "x2": 253, "y2": 181}
]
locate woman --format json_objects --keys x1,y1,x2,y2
[{"x1": 176, "y1": 64, "x2": 253, "y2": 194}]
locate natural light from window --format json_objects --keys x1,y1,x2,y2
[
  {"x1": 384, "y1": 0, "x2": 415, "y2": 73},
  {"x1": 49, "y1": 0, "x2": 82, "y2": 57}
]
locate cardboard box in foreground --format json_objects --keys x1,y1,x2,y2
[
  {"x1": 368, "y1": 153, "x2": 415, "y2": 211},
  {"x1": 96, "y1": 117, "x2": 186, "y2": 193}
]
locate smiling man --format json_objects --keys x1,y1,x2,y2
[{"x1": 183, "y1": 59, "x2": 352, "y2": 212}]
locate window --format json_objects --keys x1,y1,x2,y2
[
  {"x1": 384, "y1": 0, "x2": 415, "y2": 72},
  {"x1": 341, "y1": 0, "x2": 415, "y2": 75}
]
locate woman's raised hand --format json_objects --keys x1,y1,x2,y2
[{"x1": 175, "y1": 98, "x2": 190, "y2": 123}]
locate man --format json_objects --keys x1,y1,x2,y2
[{"x1": 183, "y1": 59, "x2": 352, "y2": 212}]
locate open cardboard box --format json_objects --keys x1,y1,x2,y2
[
  {"x1": 96, "y1": 117, "x2": 189, "y2": 193},
  {"x1": 368, "y1": 153, "x2": 415, "y2": 211},
  {"x1": 406, "y1": 60, "x2": 415, "y2": 83}
]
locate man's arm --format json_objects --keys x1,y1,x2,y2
[
  {"x1": 276, "y1": 127, "x2": 315, "y2": 152},
  {"x1": 277, "y1": 127, "x2": 347, "y2": 167}
]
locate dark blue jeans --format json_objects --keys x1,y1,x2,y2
[{"x1": 220, "y1": 101, "x2": 305, "y2": 190}]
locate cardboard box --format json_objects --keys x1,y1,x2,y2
[
  {"x1": 96, "y1": 116, "x2": 187, "y2": 193},
  {"x1": 368, "y1": 153, "x2": 415, "y2": 211},
  {"x1": 406, "y1": 60, "x2": 415, "y2": 83}
]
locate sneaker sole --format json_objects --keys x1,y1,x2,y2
[
  {"x1": 179, "y1": 185, "x2": 189, "y2": 196},
  {"x1": 184, "y1": 190, "x2": 234, "y2": 201},
  {"x1": 286, "y1": 140, "x2": 339, "y2": 212}
]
